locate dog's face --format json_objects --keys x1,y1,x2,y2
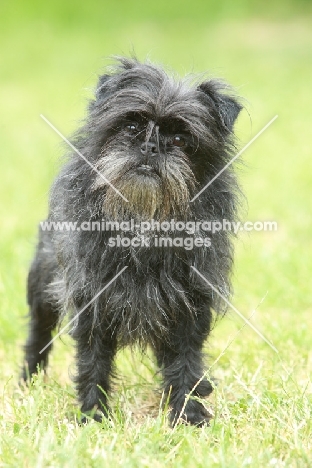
[{"x1": 86, "y1": 58, "x2": 241, "y2": 220}]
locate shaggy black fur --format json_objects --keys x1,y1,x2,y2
[{"x1": 21, "y1": 57, "x2": 242, "y2": 426}]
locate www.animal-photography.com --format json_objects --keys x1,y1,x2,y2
[{"x1": 0, "y1": 1, "x2": 311, "y2": 467}]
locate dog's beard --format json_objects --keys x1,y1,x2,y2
[{"x1": 92, "y1": 149, "x2": 197, "y2": 221}]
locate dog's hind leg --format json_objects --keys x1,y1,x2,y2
[{"x1": 21, "y1": 229, "x2": 60, "y2": 381}]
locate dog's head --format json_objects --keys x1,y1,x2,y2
[{"x1": 84, "y1": 57, "x2": 241, "y2": 220}]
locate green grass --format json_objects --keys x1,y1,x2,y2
[{"x1": 0, "y1": 1, "x2": 311, "y2": 466}]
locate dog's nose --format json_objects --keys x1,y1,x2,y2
[{"x1": 140, "y1": 141, "x2": 158, "y2": 156}]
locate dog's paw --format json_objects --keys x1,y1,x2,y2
[
  {"x1": 170, "y1": 401, "x2": 212, "y2": 427},
  {"x1": 19, "y1": 366, "x2": 46, "y2": 387},
  {"x1": 79, "y1": 405, "x2": 111, "y2": 425},
  {"x1": 79, "y1": 410, "x2": 107, "y2": 425},
  {"x1": 182, "y1": 407, "x2": 212, "y2": 427},
  {"x1": 79, "y1": 412, "x2": 104, "y2": 425}
]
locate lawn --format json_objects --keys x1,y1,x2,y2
[{"x1": 0, "y1": 1, "x2": 311, "y2": 466}]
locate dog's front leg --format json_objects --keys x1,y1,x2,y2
[
  {"x1": 154, "y1": 323, "x2": 213, "y2": 427},
  {"x1": 72, "y1": 313, "x2": 117, "y2": 423}
]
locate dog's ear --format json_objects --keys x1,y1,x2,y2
[
  {"x1": 198, "y1": 81, "x2": 242, "y2": 132},
  {"x1": 95, "y1": 74, "x2": 112, "y2": 101}
]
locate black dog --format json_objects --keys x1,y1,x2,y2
[{"x1": 22, "y1": 57, "x2": 241, "y2": 426}]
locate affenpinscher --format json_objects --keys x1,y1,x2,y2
[{"x1": 22, "y1": 57, "x2": 242, "y2": 426}]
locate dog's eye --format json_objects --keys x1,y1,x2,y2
[
  {"x1": 124, "y1": 123, "x2": 139, "y2": 134},
  {"x1": 172, "y1": 136, "x2": 186, "y2": 147}
]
